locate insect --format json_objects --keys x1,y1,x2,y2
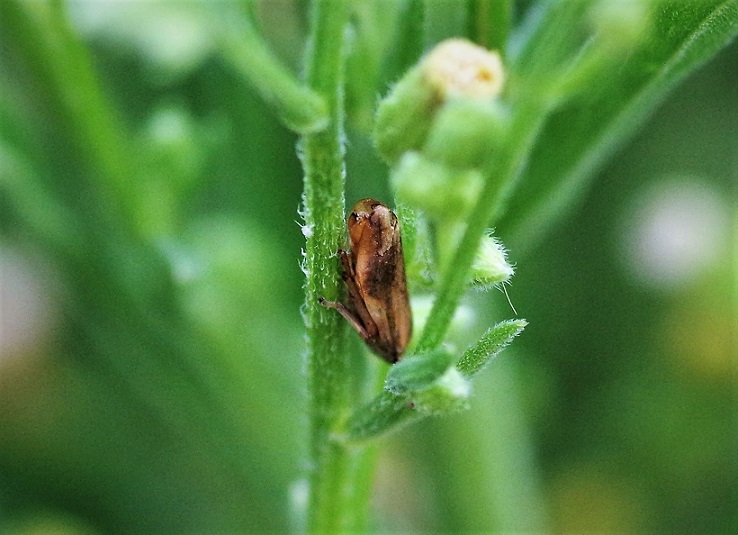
[{"x1": 319, "y1": 198, "x2": 412, "y2": 363}]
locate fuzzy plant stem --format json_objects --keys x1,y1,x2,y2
[{"x1": 298, "y1": 1, "x2": 358, "y2": 534}]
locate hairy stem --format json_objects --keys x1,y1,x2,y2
[{"x1": 299, "y1": 1, "x2": 354, "y2": 533}]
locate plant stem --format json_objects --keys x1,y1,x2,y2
[
  {"x1": 466, "y1": 0, "x2": 512, "y2": 54},
  {"x1": 416, "y1": 100, "x2": 547, "y2": 353},
  {"x1": 383, "y1": 0, "x2": 425, "y2": 84},
  {"x1": 221, "y1": 10, "x2": 328, "y2": 134},
  {"x1": 299, "y1": 1, "x2": 353, "y2": 533}
]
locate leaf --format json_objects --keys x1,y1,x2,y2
[
  {"x1": 346, "y1": 390, "x2": 419, "y2": 441},
  {"x1": 456, "y1": 319, "x2": 527, "y2": 377},
  {"x1": 385, "y1": 348, "x2": 455, "y2": 394},
  {"x1": 348, "y1": 349, "x2": 469, "y2": 441},
  {"x1": 497, "y1": 0, "x2": 738, "y2": 253},
  {"x1": 410, "y1": 367, "x2": 471, "y2": 415}
]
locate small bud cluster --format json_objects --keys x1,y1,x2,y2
[
  {"x1": 373, "y1": 38, "x2": 514, "y2": 289},
  {"x1": 375, "y1": 38, "x2": 507, "y2": 175}
]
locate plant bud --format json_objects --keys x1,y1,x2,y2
[
  {"x1": 374, "y1": 38, "x2": 506, "y2": 165},
  {"x1": 423, "y1": 99, "x2": 508, "y2": 171},
  {"x1": 470, "y1": 234, "x2": 514, "y2": 289},
  {"x1": 423, "y1": 38, "x2": 505, "y2": 100},
  {"x1": 373, "y1": 68, "x2": 438, "y2": 165},
  {"x1": 391, "y1": 152, "x2": 483, "y2": 221}
]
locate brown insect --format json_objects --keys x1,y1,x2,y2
[{"x1": 319, "y1": 198, "x2": 412, "y2": 363}]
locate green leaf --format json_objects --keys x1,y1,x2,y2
[
  {"x1": 411, "y1": 367, "x2": 471, "y2": 415},
  {"x1": 349, "y1": 349, "x2": 471, "y2": 441},
  {"x1": 456, "y1": 319, "x2": 527, "y2": 377},
  {"x1": 498, "y1": 0, "x2": 738, "y2": 253},
  {"x1": 346, "y1": 365, "x2": 473, "y2": 441},
  {"x1": 346, "y1": 390, "x2": 419, "y2": 442},
  {"x1": 385, "y1": 349, "x2": 455, "y2": 395}
]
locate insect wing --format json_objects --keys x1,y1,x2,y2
[{"x1": 348, "y1": 199, "x2": 412, "y2": 361}]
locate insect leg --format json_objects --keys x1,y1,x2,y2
[
  {"x1": 337, "y1": 249, "x2": 378, "y2": 338},
  {"x1": 318, "y1": 297, "x2": 372, "y2": 340}
]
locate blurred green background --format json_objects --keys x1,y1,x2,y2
[{"x1": 0, "y1": 1, "x2": 736, "y2": 534}]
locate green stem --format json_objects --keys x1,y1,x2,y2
[
  {"x1": 347, "y1": 390, "x2": 418, "y2": 441},
  {"x1": 416, "y1": 100, "x2": 547, "y2": 353},
  {"x1": 299, "y1": 1, "x2": 354, "y2": 534},
  {"x1": 221, "y1": 9, "x2": 328, "y2": 134},
  {"x1": 343, "y1": 440, "x2": 379, "y2": 531},
  {"x1": 383, "y1": 0, "x2": 426, "y2": 84}
]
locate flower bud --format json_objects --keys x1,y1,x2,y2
[
  {"x1": 391, "y1": 152, "x2": 483, "y2": 221},
  {"x1": 423, "y1": 99, "x2": 508, "y2": 171},
  {"x1": 470, "y1": 233, "x2": 514, "y2": 289},
  {"x1": 373, "y1": 68, "x2": 438, "y2": 165},
  {"x1": 423, "y1": 38, "x2": 505, "y2": 100},
  {"x1": 374, "y1": 38, "x2": 506, "y2": 165}
]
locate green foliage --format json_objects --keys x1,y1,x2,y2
[
  {"x1": 457, "y1": 319, "x2": 527, "y2": 377},
  {"x1": 386, "y1": 349, "x2": 455, "y2": 394},
  {"x1": 498, "y1": 0, "x2": 738, "y2": 253},
  {"x1": 0, "y1": 0, "x2": 735, "y2": 533}
]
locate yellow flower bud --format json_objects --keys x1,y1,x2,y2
[
  {"x1": 374, "y1": 38, "x2": 506, "y2": 165},
  {"x1": 423, "y1": 38, "x2": 505, "y2": 100}
]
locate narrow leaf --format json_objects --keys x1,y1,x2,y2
[
  {"x1": 346, "y1": 391, "x2": 421, "y2": 442},
  {"x1": 385, "y1": 349, "x2": 455, "y2": 395},
  {"x1": 456, "y1": 319, "x2": 527, "y2": 377},
  {"x1": 499, "y1": 0, "x2": 738, "y2": 253}
]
